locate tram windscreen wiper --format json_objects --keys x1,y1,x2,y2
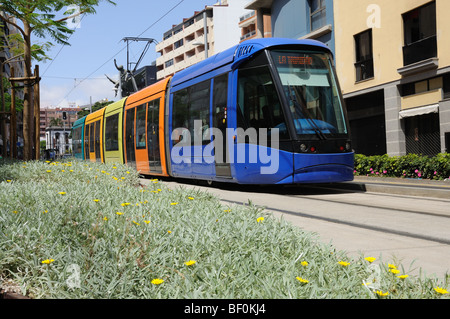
[{"x1": 287, "y1": 84, "x2": 327, "y2": 140}]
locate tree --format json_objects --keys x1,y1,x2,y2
[
  {"x1": 49, "y1": 117, "x2": 62, "y2": 127},
  {"x1": 0, "y1": 0, "x2": 115, "y2": 160}
]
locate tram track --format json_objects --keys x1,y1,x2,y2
[
  {"x1": 147, "y1": 178, "x2": 450, "y2": 247},
  {"x1": 219, "y1": 196, "x2": 450, "y2": 246}
]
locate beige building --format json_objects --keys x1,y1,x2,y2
[
  {"x1": 156, "y1": 7, "x2": 214, "y2": 80},
  {"x1": 334, "y1": 0, "x2": 450, "y2": 156}
]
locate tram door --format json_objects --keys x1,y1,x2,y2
[
  {"x1": 125, "y1": 108, "x2": 136, "y2": 168},
  {"x1": 213, "y1": 73, "x2": 231, "y2": 178},
  {"x1": 147, "y1": 98, "x2": 162, "y2": 174}
]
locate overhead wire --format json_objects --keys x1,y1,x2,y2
[{"x1": 54, "y1": 0, "x2": 185, "y2": 106}]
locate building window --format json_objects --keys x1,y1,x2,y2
[
  {"x1": 310, "y1": 0, "x2": 326, "y2": 31},
  {"x1": 354, "y1": 29, "x2": 374, "y2": 82},
  {"x1": 165, "y1": 59, "x2": 174, "y2": 68},
  {"x1": 402, "y1": 1, "x2": 437, "y2": 66},
  {"x1": 401, "y1": 77, "x2": 443, "y2": 97},
  {"x1": 174, "y1": 39, "x2": 184, "y2": 49}
]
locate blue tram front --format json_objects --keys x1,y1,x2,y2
[{"x1": 168, "y1": 38, "x2": 354, "y2": 185}]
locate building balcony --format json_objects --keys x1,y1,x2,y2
[
  {"x1": 240, "y1": 30, "x2": 256, "y2": 41},
  {"x1": 403, "y1": 35, "x2": 437, "y2": 67},
  {"x1": 239, "y1": 11, "x2": 256, "y2": 28}
]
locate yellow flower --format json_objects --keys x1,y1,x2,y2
[
  {"x1": 375, "y1": 290, "x2": 389, "y2": 297},
  {"x1": 388, "y1": 263, "x2": 397, "y2": 269},
  {"x1": 390, "y1": 268, "x2": 400, "y2": 274},
  {"x1": 365, "y1": 257, "x2": 376, "y2": 263},
  {"x1": 338, "y1": 261, "x2": 350, "y2": 267},
  {"x1": 116, "y1": 212, "x2": 124, "y2": 216},
  {"x1": 223, "y1": 209, "x2": 231, "y2": 213},
  {"x1": 434, "y1": 287, "x2": 449, "y2": 295},
  {"x1": 132, "y1": 221, "x2": 140, "y2": 226},
  {"x1": 41, "y1": 259, "x2": 55, "y2": 264},
  {"x1": 6, "y1": 179, "x2": 11, "y2": 182},
  {"x1": 397, "y1": 275, "x2": 409, "y2": 279},
  {"x1": 296, "y1": 277, "x2": 309, "y2": 284},
  {"x1": 151, "y1": 278, "x2": 164, "y2": 285},
  {"x1": 46, "y1": 170, "x2": 52, "y2": 173},
  {"x1": 300, "y1": 261, "x2": 308, "y2": 267},
  {"x1": 184, "y1": 260, "x2": 196, "y2": 266},
  {"x1": 188, "y1": 197, "x2": 194, "y2": 200},
  {"x1": 103, "y1": 217, "x2": 108, "y2": 221},
  {"x1": 144, "y1": 220, "x2": 151, "y2": 224},
  {"x1": 257, "y1": 217, "x2": 265, "y2": 223},
  {"x1": 170, "y1": 202, "x2": 178, "y2": 205},
  {"x1": 121, "y1": 203, "x2": 131, "y2": 206},
  {"x1": 168, "y1": 230, "x2": 172, "y2": 234},
  {"x1": 58, "y1": 192, "x2": 66, "y2": 195},
  {"x1": 43, "y1": 210, "x2": 48, "y2": 214},
  {"x1": 93, "y1": 199, "x2": 99, "y2": 202},
  {"x1": 12, "y1": 210, "x2": 18, "y2": 214}
]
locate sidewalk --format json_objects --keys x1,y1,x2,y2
[{"x1": 336, "y1": 176, "x2": 450, "y2": 199}]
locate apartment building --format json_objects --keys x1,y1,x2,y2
[
  {"x1": 40, "y1": 107, "x2": 81, "y2": 139},
  {"x1": 334, "y1": 0, "x2": 450, "y2": 156},
  {"x1": 243, "y1": 0, "x2": 336, "y2": 54},
  {"x1": 155, "y1": 0, "x2": 252, "y2": 80}
]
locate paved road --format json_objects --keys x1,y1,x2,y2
[{"x1": 141, "y1": 177, "x2": 450, "y2": 279}]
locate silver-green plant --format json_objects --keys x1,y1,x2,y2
[{"x1": 0, "y1": 159, "x2": 448, "y2": 299}]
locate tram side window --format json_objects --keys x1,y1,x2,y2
[
  {"x1": 105, "y1": 114, "x2": 119, "y2": 151},
  {"x1": 172, "y1": 80, "x2": 211, "y2": 146},
  {"x1": 237, "y1": 66, "x2": 289, "y2": 140},
  {"x1": 136, "y1": 104, "x2": 147, "y2": 149},
  {"x1": 94, "y1": 120, "x2": 101, "y2": 161},
  {"x1": 84, "y1": 125, "x2": 90, "y2": 159},
  {"x1": 72, "y1": 127, "x2": 81, "y2": 154},
  {"x1": 89, "y1": 123, "x2": 95, "y2": 153}
]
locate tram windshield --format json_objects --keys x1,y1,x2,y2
[{"x1": 271, "y1": 50, "x2": 348, "y2": 139}]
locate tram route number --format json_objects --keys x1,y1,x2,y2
[{"x1": 184, "y1": 302, "x2": 266, "y2": 316}]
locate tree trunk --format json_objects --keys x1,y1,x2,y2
[{"x1": 22, "y1": 21, "x2": 33, "y2": 161}]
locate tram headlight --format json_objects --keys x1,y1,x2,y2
[
  {"x1": 300, "y1": 144, "x2": 308, "y2": 152},
  {"x1": 345, "y1": 142, "x2": 352, "y2": 152}
]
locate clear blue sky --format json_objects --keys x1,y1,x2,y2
[{"x1": 39, "y1": 0, "x2": 219, "y2": 109}]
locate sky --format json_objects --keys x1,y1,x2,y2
[{"x1": 38, "y1": 0, "x2": 220, "y2": 109}]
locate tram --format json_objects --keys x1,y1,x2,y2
[{"x1": 72, "y1": 38, "x2": 354, "y2": 184}]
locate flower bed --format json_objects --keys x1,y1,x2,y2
[{"x1": 0, "y1": 159, "x2": 448, "y2": 299}]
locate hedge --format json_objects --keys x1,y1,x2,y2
[{"x1": 354, "y1": 153, "x2": 450, "y2": 180}]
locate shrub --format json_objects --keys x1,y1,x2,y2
[{"x1": 354, "y1": 153, "x2": 450, "y2": 180}]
